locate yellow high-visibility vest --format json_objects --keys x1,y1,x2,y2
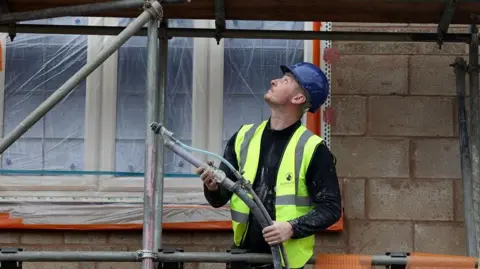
[{"x1": 230, "y1": 120, "x2": 323, "y2": 269}]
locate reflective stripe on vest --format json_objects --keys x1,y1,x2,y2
[{"x1": 230, "y1": 120, "x2": 323, "y2": 268}]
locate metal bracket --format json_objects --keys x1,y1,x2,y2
[
  {"x1": 156, "y1": 248, "x2": 184, "y2": 269},
  {"x1": 136, "y1": 250, "x2": 157, "y2": 260},
  {"x1": 385, "y1": 252, "x2": 409, "y2": 269},
  {"x1": 0, "y1": 248, "x2": 23, "y2": 269},
  {"x1": 7, "y1": 23, "x2": 14, "y2": 41},
  {"x1": 436, "y1": 0, "x2": 457, "y2": 49},
  {"x1": 213, "y1": 0, "x2": 225, "y2": 45},
  {"x1": 144, "y1": 0, "x2": 164, "y2": 21},
  {"x1": 226, "y1": 249, "x2": 249, "y2": 269},
  {"x1": 450, "y1": 57, "x2": 468, "y2": 73},
  {"x1": 468, "y1": 25, "x2": 479, "y2": 75}
]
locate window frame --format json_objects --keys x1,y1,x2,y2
[{"x1": 0, "y1": 19, "x2": 313, "y2": 202}]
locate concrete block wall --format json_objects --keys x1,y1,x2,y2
[
  {"x1": 0, "y1": 23, "x2": 471, "y2": 269},
  {"x1": 330, "y1": 22, "x2": 469, "y2": 256}
]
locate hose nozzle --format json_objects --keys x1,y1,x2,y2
[
  {"x1": 150, "y1": 121, "x2": 176, "y2": 141},
  {"x1": 150, "y1": 121, "x2": 163, "y2": 134}
]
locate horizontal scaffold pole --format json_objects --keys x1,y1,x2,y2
[
  {"x1": 0, "y1": 251, "x2": 477, "y2": 267},
  {"x1": 0, "y1": 24, "x2": 473, "y2": 43}
]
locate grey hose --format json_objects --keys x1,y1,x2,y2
[{"x1": 150, "y1": 122, "x2": 287, "y2": 269}]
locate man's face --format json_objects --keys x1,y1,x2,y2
[{"x1": 264, "y1": 73, "x2": 305, "y2": 107}]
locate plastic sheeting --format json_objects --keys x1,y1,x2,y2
[{"x1": 0, "y1": 18, "x2": 341, "y2": 231}]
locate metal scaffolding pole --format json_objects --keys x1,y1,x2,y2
[
  {"x1": 2, "y1": 251, "x2": 477, "y2": 266},
  {"x1": 0, "y1": 0, "x2": 146, "y2": 24},
  {"x1": 0, "y1": 23, "x2": 473, "y2": 42},
  {"x1": 0, "y1": 2, "x2": 162, "y2": 154},
  {"x1": 469, "y1": 24, "x2": 480, "y2": 256},
  {"x1": 142, "y1": 4, "x2": 163, "y2": 269},
  {"x1": 153, "y1": 20, "x2": 168, "y2": 252},
  {"x1": 453, "y1": 57, "x2": 478, "y2": 257}
]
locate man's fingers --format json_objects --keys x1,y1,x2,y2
[
  {"x1": 200, "y1": 170, "x2": 211, "y2": 179},
  {"x1": 264, "y1": 234, "x2": 280, "y2": 245},
  {"x1": 263, "y1": 233, "x2": 276, "y2": 241},
  {"x1": 207, "y1": 178, "x2": 216, "y2": 186},
  {"x1": 264, "y1": 230, "x2": 280, "y2": 238},
  {"x1": 195, "y1": 167, "x2": 204, "y2": 175},
  {"x1": 262, "y1": 225, "x2": 275, "y2": 233}
]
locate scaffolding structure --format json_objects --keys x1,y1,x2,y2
[{"x1": 0, "y1": 0, "x2": 478, "y2": 268}]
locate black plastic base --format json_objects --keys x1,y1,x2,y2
[
  {"x1": 0, "y1": 248, "x2": 23, "y2": 269},
  {"x1": 156, "y1": 248, "x2": 184, "y2": 269},
  {"x1": 385, "y1": 252, "x2": 410, "y2": 269}
]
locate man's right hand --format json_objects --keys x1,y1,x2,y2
[{"x1": 196, "y1": 161, "x2": 218, "y2": 191}]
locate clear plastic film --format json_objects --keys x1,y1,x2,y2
[{"x1": 0, "y1": 18, "x2": 341, "y2": 231}]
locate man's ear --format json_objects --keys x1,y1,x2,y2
[{"x1": 291, "y1": 93, "x2": 306, "y2": 105}]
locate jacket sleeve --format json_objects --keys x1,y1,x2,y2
[
  {"x1": 203, "y1": 131, "x2": 240, "y2": 208},
  {"x1": 287, "y1": 142, "x2": 342, "y2": 239}
]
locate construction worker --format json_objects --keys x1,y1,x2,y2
[{"x1": 196, "y1": 62, "x2": 342, "y2": 269}]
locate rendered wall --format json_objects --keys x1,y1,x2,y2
[{"x1": 0, "y1": 21, "x2": 471, "y2": 269}]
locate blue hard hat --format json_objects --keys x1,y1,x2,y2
[{"x1": 280, "y1": 62, "x2": 329, "y2": 113}]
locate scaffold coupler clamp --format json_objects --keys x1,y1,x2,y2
[
  {"x1": 156, "y1": 248, "x2": 184, "y2": 269},
  {"x1": 136, "y1": 249, "x2": 158, "y2": 260},
  {"x1": 0, "y1": 248, "x2": 23, "y2": 269},
  {"x1": 385, "y1": 252, "x2": 410, "y2": 269},
  {"x1": 226, "y1": 248, "x2": 249, "y2": 269},
  {"x1": 144, "y1": 0, "x2": 164, "y2": 21}
]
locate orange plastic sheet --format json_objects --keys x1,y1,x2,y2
[
  {"x1": 0, "y1": 206, "x2": 344, "y2": 231},
  {"x1": 407, "y1": 252, "x2": 477, "y2": 269},
  {"x1": 315, "y1": 254, "x2": 372, "y2": 269}
]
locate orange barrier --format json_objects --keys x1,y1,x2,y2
[
  {"x1": 316, "y1": 254, "x2": 372, "y2": 269},
  {"x1": 408, "y1": 252, "x2": 476, "y2": 269},
  {"x1": 315, "y1": 253, "x2": 478, "y2": 269}
]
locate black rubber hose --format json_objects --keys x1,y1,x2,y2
[
  {"x1": 229, "y1": 182, "x2": 284, "y2": 269},
  {"x1": 157, "y1": 135, "x2": 285, "y2": 269},
  {"x1": 245, "y1": 186, "x2": 290, "y2": 268},
  {"x1": 229, "y1": 171, "x2": 290, "y2": 269}
]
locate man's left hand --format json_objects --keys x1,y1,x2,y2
[{"x1": 262, "y1": 221, "x2": 294, "y2": 245}]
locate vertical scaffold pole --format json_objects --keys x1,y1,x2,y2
[
  {"x1": 0, "y1": 1, "x2": 163, "y2": 154},
  {"x1": 153, "y1": 19, "x2": 168, "y2": 252},
  {"x1": 468, "y1": 24, "x2": 480, "y2": 256},
  {"x1": 142, "y1": 2, "x2": 164, "y2": 269},
  {"x1": 453, "y1": 57, "x2": 477, "y2": 257}
]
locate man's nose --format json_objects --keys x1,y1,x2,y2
[{"x1": 271, "y1": 80, "x2": 276, "y2": 86}]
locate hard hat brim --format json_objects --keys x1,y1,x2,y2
[{"x1": 280, "y1": 65, "x2": 303, "y2": 87}]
